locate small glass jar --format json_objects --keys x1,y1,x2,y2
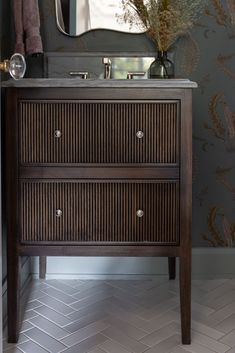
[{"x1": 148, "y1": 51, "x2": 175, "y2": 79}]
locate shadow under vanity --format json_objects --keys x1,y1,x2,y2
[{"x1": 2, "y1": 77, "x2": 197, "y2": 345}]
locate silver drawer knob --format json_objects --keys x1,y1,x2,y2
[
  {"x1": 56, "y1": 209, "x2": 63, "y2": 217},
  {"x1": 54, "y1": 130, "x2": 62, "y2": 138},
  {"x1": 136, "y1": 131, "x2": 144, "y2": 139},
  {"x1": 136, "y1": 209, "x2": 144, "y2": 218}
]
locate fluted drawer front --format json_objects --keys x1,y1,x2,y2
[
  {"x1": 20, "y1": 181, "x2": 179, "y2": 244},
  {"x1": 19, "y1": 101, "x2": 179, "y2": 164}
]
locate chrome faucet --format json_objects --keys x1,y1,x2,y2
[{"x1": 102, "y1": 57, "x2": 112, "y2": 79}]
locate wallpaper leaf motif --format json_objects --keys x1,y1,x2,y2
[
  {"x1": 211, "y1": 0, "x2": 228, "y2": 25},
  {"x1": 204, "y1": 94, "x2": 235, "y2": 151},
  {"x1": 224, "y1": 105, "x2": 235, "y2": 138},
  {"x1": 205, "y1": 93, "x2": 226, "y2": 140},
  {"x1": 223, "y1": 216, "x2": 234, "y2": 247},
  {"x1": 206, "y1": 0, "x2": 235, "y2": 26},
  {"x1": 203, "y1": 207, "x2": 225, "y2": 246},
  {"x1": 203, "y1": 207, "x2": 235, "y2": 247},
  {"x1": 217, "y1": 53, "x2": 235, "y2": 80},
  {"x1": 226, "y1": 0, "x2": 235, "y2": 25},
  {"x1": 216, "y1": 167, "x2": 235, "y2": 194},
  {"x1": 176, "y1": 33, "x2": 201, "y2": 76}
]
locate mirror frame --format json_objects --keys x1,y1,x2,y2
[
  {"x1": 55, "y1": 0, "x2": 71, "y2": 37},
  {"x1": 55, "y1": 0, "x2": 146, "y2": 37}
]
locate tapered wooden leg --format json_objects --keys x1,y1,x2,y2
[
  {"x1": 7, "y1": 255, "x2": 21, "y2": 343},
  {"x1": 39, "y1": 256, "x2": 47, "y2": 279},
  {"x1": 180, "y1": 254, "x2": 191, "y2": 345},
  {"x1": 168, "y1": 257, "x2": 176, "y2": 280}
]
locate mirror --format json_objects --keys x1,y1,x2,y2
[{"x1": 55, "y1": 0, "x2": 145, "y2": 36}]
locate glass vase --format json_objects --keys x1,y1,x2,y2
[{"x1": 148, "y1": 51, "x2": 175, "y2": 79}]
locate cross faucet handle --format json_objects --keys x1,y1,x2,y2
[{"x1": 102, "y1": 57, "x2": 111, "y2": 65}]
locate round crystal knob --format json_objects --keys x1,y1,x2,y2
[
  {"x1": 56, "y1": 209, "x2": 63, "y2": 217},
  {"x1": 54, "y1": 130, "x2": 62, "y2": 138},
  {"x1": 9, "y1": 53, "x2": 26, "y2": 80},
  {"x1": 136, "y1": 131, "x2": 144, "y2": 139},
  {"x1": 136, "y1": 209, "x2": 144, "y2": 218}
]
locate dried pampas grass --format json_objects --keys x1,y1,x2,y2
[{"x1": 121, "y1": 0, "x2": 208, "y2": 51}]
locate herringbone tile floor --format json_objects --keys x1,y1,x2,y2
[{"x1": 3, "y1": 278, "x2": 235, "y2": 353}]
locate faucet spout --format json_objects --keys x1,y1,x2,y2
[{"x1": 102, "y1": 57, "x2": 112, "y2": 79}]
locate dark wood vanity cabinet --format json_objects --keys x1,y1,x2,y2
[{"x1": 5, "y1": 81, "x2": 196, "y2": 344}]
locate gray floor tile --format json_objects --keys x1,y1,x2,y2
[
  {"x1": 102, "y1": 315, "x2": 147, "y2": 340},
  {"x1": 4, "y1": 347, "x2": 26, "y2": 353},
  {"x1": 22, "y1": 310, "x2": 38, "y2": 321},
  {"x1": 191, "y1": 320, "x2": 224, "y2": 340},
  {"x1": 60, "y1": 280, "x2": 84, "y2": 289},
  {"x1": 220, "y1": 328, "x2": 235, "y2": 347},
  {"x1": 46, "y1": 280, "x2": 80, "y2": 296},
  {"x1": 29, "y1": 315, "x2": 70, "y2": 340},
  {"x1": 178, "y1": 341, "x2": 218, "y2": 353},
  {"x1": 18, "y1": 340, "x2": 49, "y2": 353},
  {"x1": 25, "y1": 300, "x2": 43, "y2": 312},
  {"x1": 37, "y1": 295, "x2": 75, "y2": 315},
  {"x1": 27, "y1": 289, "x2": 46, "y2": 302},
  {"x1": 215, "y1": 314, "x2": 235, "y2": 334},
  {"x1": 24, "y1": 327, "x2": 67, "y2": 353},
  {"x1": 70, "y1": 291, "x2": 113, "y2": 311},
  {"x1": 192, "y1": 330, "x2": 230, "y2": 353},
  {"x1": 19, "y1": 321, "x2": 34, "y2": 333},
  {"x1": 40, "y1": 287, "x2": 77, "y2": 305},
  {"x1": 101, "y1": 326, "x2": 148, "y2": 353},
  {"x1": 3, "y1": 335, "x2": 29, "y2": 352},
  {"x1": 99, "y1": 339, "x2": 133, "y2": 353},
  {"x1": 34, "y1": 306, "x2": 72, "y2": 327},
  {"x1": 60, "y1": 333, "x2": 107, "y2": 353},
  {"x1": 6, "y1": 278, "x2": 235, "y2": 353},
  {"x1": 171, "y1": 348, "x2": 192, "y2": 353},
  {"x1": 67, "y1": 299, "x2": 111, "y2": 322},
  {"x1": 144, "y1": 334, "x2": 181, "y2": 353},
  {"x1": 88, "y1": 349, "x2": 107, "y2": 353},
  {"x1": 64, "y1": 311, "x2": 108, "y2": 333},
  {"x1": 73, "y1": 283, "x2": 113, "y2": 301},
  {"x1": 62, "y1": 321, "x2": 109, "y2": 347},
  {"x1": 140, "y1": 322, "x2": 180, "y2": 347}
]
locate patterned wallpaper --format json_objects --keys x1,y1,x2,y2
[{"x1": 26, "y1": 1, "x2": 235, "y2": 247}]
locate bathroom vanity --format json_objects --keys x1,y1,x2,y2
[{"x1": 3, "y1": 78, "x2": 197, "y2": 344}]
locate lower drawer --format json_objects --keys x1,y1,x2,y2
[{"x1": 20, "y1": 181, "x2": 179, "y2": 245}]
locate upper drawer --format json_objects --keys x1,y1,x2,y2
[{"x1": 19, "y1": 100, "x2": 180, "y2": 165}]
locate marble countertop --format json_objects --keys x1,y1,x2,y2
[{"x1": 2, "y1": 78, "x2": 198, "y2": 88}]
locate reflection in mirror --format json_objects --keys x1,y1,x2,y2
[{"x1": 55, "y1": 0, "x2": 145, "y2": 37}]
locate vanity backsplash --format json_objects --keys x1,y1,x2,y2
[{"x1": 44, "y1": 52, "x2": 172, "y2": 79}]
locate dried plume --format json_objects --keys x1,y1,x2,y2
[
  {"x1": 208, "y1": 94, "x2": 226, "y2": 140},
  {"x1": 211, "y1": 0, "x2": 228, "y2": 25},
  {"x1": 121, "y1": 0, "x2": 208, "y2": 51},
  {"x1": 203, "y1": 207, "x2": 235, "y2": 247},
  {"x1": 177, "y1": 33, "x2": 201, "y2": 76},
  {"x1": 227, "y1": 0, "x2": 235, "y2": 25}
]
